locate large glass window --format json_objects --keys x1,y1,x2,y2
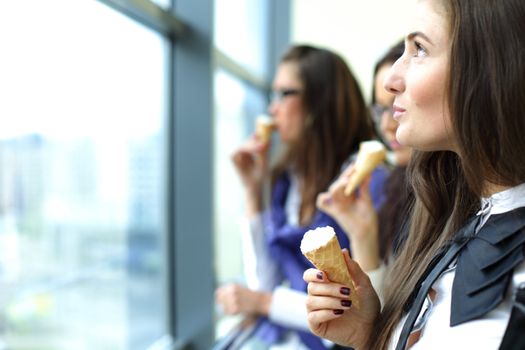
[{"x1": 0, "y1": 1, "x2": 168, "y2": 349}]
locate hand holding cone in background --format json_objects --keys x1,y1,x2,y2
[
  {"x1": 344, "y1": 140, "x2": 386, "y2": 196},
  {"x1": 301, "y1": 226, "x2": 359, "y2": 308}
]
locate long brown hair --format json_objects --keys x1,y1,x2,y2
[
  {"x1": 271, "y1": 45, "x2": 373, "y2": 225},
  {"x1": 369, "y1": 0, "x2": 525, "y2": 348}
]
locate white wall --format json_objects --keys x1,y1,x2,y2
[{"x1": 291, "y1": 0, "x2": 414, "y2": 101}]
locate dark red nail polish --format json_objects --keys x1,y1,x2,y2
[
  {"x1": 341, "y1": 300, "x2": 352, "y2": 307},
  {"x1": 316, "y1": 272, "x2": 323, "y2": 280},
  {"x1": 333, "y1": 309, "x2": 344, "y2": 315},
  {"x1": 340, "y1": 287, "x2": 350, "y2": 295}
]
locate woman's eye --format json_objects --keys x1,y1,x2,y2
[{"x1": 414, "y1": 41, "x2": 427, "y2": 57}]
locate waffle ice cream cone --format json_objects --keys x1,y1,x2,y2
[
  {"x1": 301, "y1": 226, "x2": 359, "y2": 308},
  {"x1": 344, "y1": 140, "x2": 386, "y2": 196},
  {"x1": 255, "y1": 114, "x2": 275, "y2": 145}
]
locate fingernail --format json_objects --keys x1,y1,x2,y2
[
  {"x1": 340, "y1": 287, "x2": 350, "y2": 295},
  {"x1": 333, "y1": 309, "x2": 344, "y2": 315},
  {"x1": 316, "y1": 272, "x2": 323, "y2": 280},
  {"x1": 341, "y1": 300, "x2": 352, "y2": 307}
]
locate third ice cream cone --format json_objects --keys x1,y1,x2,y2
[{"x1": 255, "y1": 114, "x2": 275, "y2": 145}]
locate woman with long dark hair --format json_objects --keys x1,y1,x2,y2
[{"x1": 304, "y1": 0, "x2": 525, "y2": 349}]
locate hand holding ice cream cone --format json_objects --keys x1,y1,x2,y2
[
  {"x1": 232, "y1": 115, "x2": 274, "y2": 186},
  {"x1": 301, "y1": 226, "x2": 359, "y2": 308},
  {"x1": 302, "y1": 243, "x2": 381, "y2": 348},
  {"x1": 232, "y1": 121, "x2": 273, "y2": 217}
]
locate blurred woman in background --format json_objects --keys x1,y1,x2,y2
[{"x1": 216, "y1": 44, "x2": 386, "y2": 349}]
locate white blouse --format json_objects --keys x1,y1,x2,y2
[{"x1": 390, "y1": 183, "x2": 525, "y2": 349}]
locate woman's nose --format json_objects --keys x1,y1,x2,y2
[{"x1": 384, "y1": 59, "x2": 405, "y2": 95}]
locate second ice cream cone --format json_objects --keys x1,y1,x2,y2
[{"x1": 344, "y1": 140, "x2": 386, "y2": 196}]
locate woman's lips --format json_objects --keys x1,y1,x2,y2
[{"x1": 392, "y1": 105, "x2": 406, "y2": 121}]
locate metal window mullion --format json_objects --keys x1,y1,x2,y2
[
  {"x1": 164, "y1": 37, "x2": 179, "y2": 350},
  {"x1": 172, "y1": 0, "x2": 214, "y2": 348},
  {"x1": 214, "y1": 49, "x2": 270, "y2": 91}
]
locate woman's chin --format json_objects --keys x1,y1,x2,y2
[{"x1": 395, "y1": 150, "x2": 412, "y2": 167}]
